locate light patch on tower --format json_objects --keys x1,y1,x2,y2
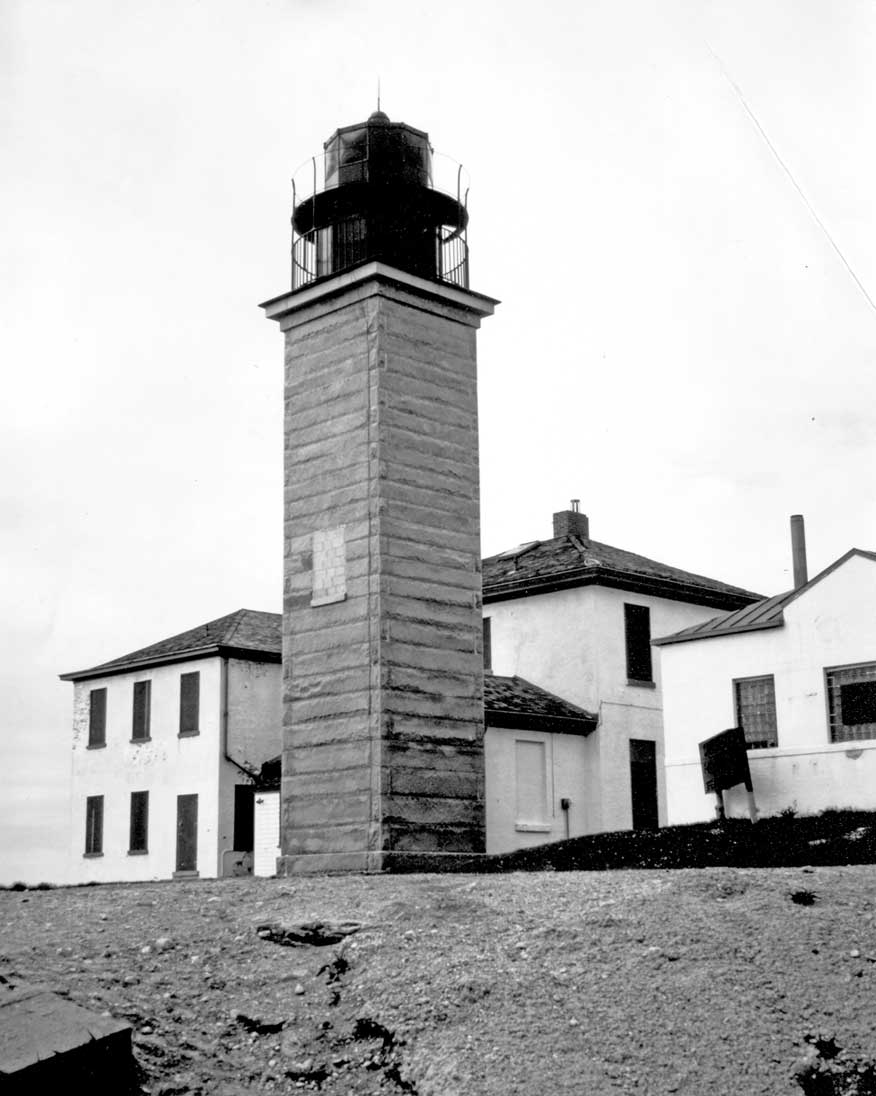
[{"x1": 310, "y1": 525, "x2": 347, "y2": 606}]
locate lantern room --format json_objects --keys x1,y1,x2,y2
[{"x1": 290, "y1": 112, "x2": 469, "y2": 290}]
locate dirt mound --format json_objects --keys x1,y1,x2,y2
[{"x1": 4, "y1": 866, "x2": 876, "y2": 1094}]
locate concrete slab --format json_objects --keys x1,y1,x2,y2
[{"x1": 0, "y1": 982, "x2": 134, "y2": 1094}]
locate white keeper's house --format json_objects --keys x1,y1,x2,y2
[
  {"x1": 655, "y1": 547, "x2": 876, "y2": 825},
  {"x1": 60, "y1": 610, "x2": 281, "y2": 883},
  {"x1": 481, "y1": 505, "x2": 761, "y2": 847}
]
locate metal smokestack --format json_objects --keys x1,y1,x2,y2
[{"x1": 791, "y1": 514, "x2": 808, "y2": 588}]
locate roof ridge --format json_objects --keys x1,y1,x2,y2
[{"x1": 221, "y1": 608, "x2": 250, "y2": 645}]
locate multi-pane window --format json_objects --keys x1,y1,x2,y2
[
  {"x1": 179, "y1": 672, "x2": 200, "y2": 735},
  {"x1": 827, "y1": 663, "x2": 876, "y2": 743},
  {"x1": 483, "y1": 617, "x2": 492, "y2": 673},
  {"x1": 734, "y1": 675, "x2": 778, "y2": 749},
  {"x1": 132, "y1": 681, "x2": 151, "y2": 741},
  {"x1": 129, "y1": 791, "x2": 149, "y2": 853},
  {"x1": 85, "y1": 795, "x2": 104, "y2": 855},
  {"x1": 88, "y1": 688, "x2": 107, "y2": 747},
  {"x1": 624, "y1": 604, "x2": 653, "y2": 683}
]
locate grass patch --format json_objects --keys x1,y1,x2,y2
[{"x1": 465, "y1": 809, "x2": 876, "y2": 873}]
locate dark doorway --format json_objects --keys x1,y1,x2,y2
[
  {"x1": 629, "y1": 739, "x2": 659, "y2": 830},
  {"x1": 233, "y1": 785, "x2": 255, "y2": 852},
  {"x1": 176, "y1": 793, "x2": 198, "y2": 872}
]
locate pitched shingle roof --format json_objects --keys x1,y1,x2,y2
[
  {"x1": 483, "y1": 534, "x2": 762, "y2": 611},
  {"x1": 60, "y1": 609, "x2": 282, "y2": 682},
  {"x1": 484, "y1": 674, "x2": 597, "y2": 734},
  {"x1": 653, "y1": 548, "x2": 876, "y2": 647}
]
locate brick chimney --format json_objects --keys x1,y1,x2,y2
[
  {"x1": 553, "y1": 500, "x2": 590, "y2": 540},
  {"x1": 791, "y1": 514, "x2": 808, "y2": 588}
]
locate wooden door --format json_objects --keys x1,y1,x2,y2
[
  {"x1": 233, "y1": 785, "x2": 255, "y2": 852},
  {"x1": 176, "y1": 794, "x2": 198, "y2": 872},
  {"x1": 629, "y1": 739, "x2": 658, "y2": 830}
]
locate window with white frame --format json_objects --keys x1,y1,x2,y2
[
  {"x1": 827, "y1": 662, "x2": 876, "y2": 743},
  {"x1": 734, "y1": 675, "x2": 778, "y2": 749}
]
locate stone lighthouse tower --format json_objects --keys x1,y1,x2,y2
[{"x1": 261, "y1": 111, "x2": 496, "y2": 872}]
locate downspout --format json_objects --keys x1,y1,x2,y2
[{"x1": 220, "y1": 656, "x2": 259, "y2": 878}]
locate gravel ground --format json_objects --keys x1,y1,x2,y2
[{"x1": 3, "y1": 867, "x2": 876, "y2": 1095}]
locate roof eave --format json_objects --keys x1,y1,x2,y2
[
  {"x1": 484, "y1": 709, "x2": 598, "y2": 736},
  {"x1": 483, "y1": 566, "x2": 760, "y2": 612},
  {"x1": 59, "y1": 643, "x2": 281, "y2": 683},
  {"x1": 652, "y1": 618, "x2": 785, "y2": 648}
]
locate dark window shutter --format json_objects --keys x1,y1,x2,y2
[
  {"x1": 132, "y1": 681, "x2": 151, "y2": 740},
  {"x1": 624, "y1": 604, "x2": 652, "y2": 682},
  {"x1": 483, "y1": 617, "x2": 492, "y2": 672},
  {"x1": 180, "y1": 672, "x2": 200, "y2": 734},
  {"x1": 89, "y1": 688, "x2": 107, "y2": 747},
  {"x1": 129, "y1": 791, "x2": 149, "y2": 852},
  {"x1": 85, "y1": 795, "x2": 104, "y2": 854}
]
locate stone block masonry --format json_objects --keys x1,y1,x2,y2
[{"x1": 262, "y1": 263, "x2": 497, "y2": 872}]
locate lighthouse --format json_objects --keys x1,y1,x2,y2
[{"x1": 261, "y1": 111, "x2": 497, "y2": 872}]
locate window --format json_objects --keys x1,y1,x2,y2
[
  {"x1": 179, "y1": 672, "x2": 200, "y2": 735},
  {"x1": 129, "y1": 791, "x2": 149, "y2": 853},
  {"x1": 483, "y1": 617, "x2": 492, "y2": 672},
  {"x1": 515, "y1": 739, "x2": 550, "y2": 831},
  {"x1": 624, "y1": 604, "x2": 653, "y2": 683},
  {"x1": 734, "y1": 675, "x2": 778, "y2": 748},
  {"x1": 85, "y1": 795, "x2": 104, "y2": 855},
  {"x1": 132, "y1": 681, "x2": 151, "y2": 741},
  {"x1": 88, "y1": 688, "x2": 107, "y2": 748},
  {"x1": 827, "y1": 663, "x2": 876, "y2": 743}
]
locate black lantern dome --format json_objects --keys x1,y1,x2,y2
[{"x1": 290, "y1": 113, "x2": 469, "y2": 291}]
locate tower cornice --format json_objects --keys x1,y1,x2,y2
[{"x1": 260, "y1": 261, "x2": 498, "y2": 332}]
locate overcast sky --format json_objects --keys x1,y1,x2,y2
[{"x1": 3, "y1": 0, "x2": 875, "y2": 883}]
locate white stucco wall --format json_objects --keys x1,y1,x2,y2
[
  {"x1": 484, "y1": 586, "x2": 722, "y2": 833},
  {"x1": 661, "y1": 553, "x2": 876, "y2": 824},
  {"x1": 253, "y1": 790, "x2": 281, "y2": 876},
  {"x1": 69, "y1": 658, "x2": 222, "y2": 883},
  {"x1": 216, "y1": 658, "x2": 282, "y2": 875},
  {"x1": 484, "y1": 724, "x2": 593, "y2": 853}
]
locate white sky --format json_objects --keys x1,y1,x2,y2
[{"x1": 3, "y1": 0, "x2": 875, "y2": 883}]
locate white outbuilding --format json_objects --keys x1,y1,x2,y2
[{"x1": 655, "y1": 549, "x2": 876, "y2": 824}]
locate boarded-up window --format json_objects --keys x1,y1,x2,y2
[
  {"x1": 515, "y1": 739, "x2": 548, "y2": 826},
  {"x1": 89, "y1": 688, "x2": 107, "y2": 747},
  {"x1": 129, "y1": 791, "x2": 149, "y2": 853},
  {"x1": 624, "y1": 604, "x2": 653, "y2": 683},
  {"x1": 311, "y1": 526, "x2": 347, "y2": 606},
  {"x1": 483, "y1": 617, "x2": 492, "y2": 672},
  {"x1": 734, "y1": 675, "x2": 778, "y2": 748},
  {"x1": 179, "y1": 672, "x2": 200, "y2": 735},
  {"x1": 85, "y1": 795, "x2": 103, "y2": 855},
  {"x1": 132, "y1": 681, "x2": 151, "y2": 741},
  {"x1": 828, "y1": 663, "x2": 876, "y2": 743}
]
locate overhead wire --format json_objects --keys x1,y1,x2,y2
[{"x1": 705, "y1": 40, "x2": 876, "y2": 318}]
